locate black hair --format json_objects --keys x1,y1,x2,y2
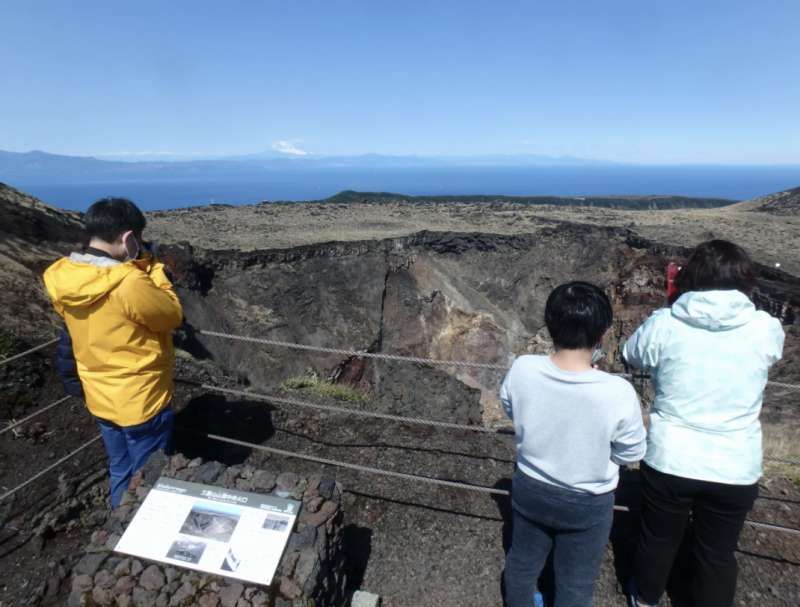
[
  {"x1": 545, "y1": 281, "x2": 613, "y2": 350},
  {"x1": 84, "y1": 197, "x2": 146, "y2": 243},
  {"x1": 675, "y1": 240, "x2": 755, "y2": 298}
]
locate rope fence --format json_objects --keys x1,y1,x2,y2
[
  {"x1": 765, "y1": 456, "x2": 800, "y2": 466},
  {"x1": 203, "y1": 383, "x2": 798, "y2": 466},
  {"x1": 0, "y1": 337, "x2": 58, "y2": 368},
  {"x1": 3, "y1": 331, "x2": 799, "y2": 392},
  {"x1": 0, "y1": 395, "x2": 73, "y2": 436},
  {"x1": 198, "y1": 329, "x2": 510, "y2": 371},
  {"x1": 766, "y1": 380, "x2": 800, "y2": 392},
  {"x1": 181, "y1": 428, "x2": 800, "y2": 537},
  {"x1": 1, "y1": 330, "x2": 799, "y2": 538},
  {"x1": 201, "y1": 384, "x2": 514, "y2": 435},
  {"x1": 0, "y1": 435, "x2": 103, "y2": 503},
  {"x1": 198, "y1": 328, "x2": 800, "y2": 393},
  {"x1": 178, "y1": 426, "x2": 513, "y2": 497}
]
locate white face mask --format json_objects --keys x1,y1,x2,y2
[
  {"x1": 122, "y1": 232, "x2": 140, "y2": 261},
  {"x1": 591, "y1": 347, "x2": 605, "y2": 365}
]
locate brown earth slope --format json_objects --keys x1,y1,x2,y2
[
  {"x1": 729, "y1": 186, "x2": 800, "y2": 215},
  {"x1": 0, "y1": 183, "x2": 84, "y2": 338}
]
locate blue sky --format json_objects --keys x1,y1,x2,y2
[{"x1": 2, "y1": 1, "x2": 799, "y2": 164}]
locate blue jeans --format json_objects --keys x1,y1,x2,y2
[
  {"x1": 96, "y1": 407, "x2": 174, "y2": 508},
  {"x1": 504, "y1": 468, "x2": 614, "y2": 607}
]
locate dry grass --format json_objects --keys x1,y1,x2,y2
[{"x1": 280, "y1": 372, "x2": 365, "y2": 403}]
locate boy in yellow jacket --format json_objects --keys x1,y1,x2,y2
[{"x1": 43, "y1": 198, "x2": 183, "y2": 507}]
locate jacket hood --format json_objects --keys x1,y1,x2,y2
[
  {"x1": 43, "y1": 254, "x2": 135, "y2": 309},
  {"x1": 671, "y1": 290, "x2": 756, "y2": 331}
]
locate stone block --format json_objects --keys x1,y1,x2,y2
[
  {"x1": 74, "y1": 553, "x2": 107, "y2": 576},
  {"x1": 92, "y1": 585, "x2": 114, "y2": 606},
  {"x1": 113, "y1": 576, "x2": 135, "y2": 595},
  {"x1": 219, "y1": 581, "x2": 245, "y2": 606},
  {"x1": 140, "y1": 564, "x2": 166, "y2": 591},
  {"x1": 198, "y1": 592, "x2": 221, "y2": 607},
  {"x1": 351, "y1": 590, "x2": 382, "y2": 607},
  {"x1": 72, "y1": 574, "x2": 93, "y2": 593},
  {"x1": 318, "y1": 478, "x2": 336, "y2": 500},
  {"x1": 252, "y1": 470, "x2": 277, "y2": 492},
  {"x1": 250, "y1": 590, "x2": 269, "y2": 607},
  {"x1": 132, "y1": 586, "x2": 158, "y2": 607}
]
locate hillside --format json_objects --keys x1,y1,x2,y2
[
  {"x1": 729, "y1": 185, "x2": 800, "y2": 215},
  {"x1": 0, "y1": 183, "x2": 83, "y2": 337}
]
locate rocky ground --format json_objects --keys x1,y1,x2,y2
[
  {"x1": 1, "y1": 183, "x2": 799, "y2": 606},
  {"x1": 145, "y1": 194, "x2": 800, "y2": 274}
]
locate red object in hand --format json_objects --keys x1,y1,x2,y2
[{"x1": 666, "y1": 262, "x2": 680, "y2": 301}]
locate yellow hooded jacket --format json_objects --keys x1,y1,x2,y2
[{"x1": 43, "y1": 252, "x2": 183, "y2": 426}]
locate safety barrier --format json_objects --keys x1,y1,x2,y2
[
  {"x1": 195, "y1": 383, "x2": 799, "y2": 468},
  {"x1": 198, "y1": 328, "x2": 800, "y2": 393},
  {"x1": 198, "y1": 329, "x2": 509, "y2": 371},
  {"x1": 201, "y1": 384, "x2": 513, "y2": 435},
  {"x1": 0, "y1": 337, "x2": 58, "y2": 367},
  {"x1": 181, "y1": 428, "x2": 800, "y2": 537},
  {"x1": 0, "y1": 435, "x2": 102, "y2": 502},
  {"x1": 0, "y1": 395, "x2": 73, "y2": 436},
  {"x1": 2, "y1": 332, "x2": 800, "y2": 539},
  {"x1": 5, "y1": 332, "x2": 800, "y2": 391}
]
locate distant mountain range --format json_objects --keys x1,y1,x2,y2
[{"x1": 0, "y1": 149, "x2": 619, "y2": 184}]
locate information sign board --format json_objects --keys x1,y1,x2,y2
[{"x1": 114, "y1": 477, "x2": 300, "y2": 585}]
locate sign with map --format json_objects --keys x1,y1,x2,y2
[{"x1": 114, "y1": 477, "x2": 300, "y2": 585}]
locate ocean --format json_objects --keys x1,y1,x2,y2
[{"x1": 15, "y1": 165, "x2": 800, "y2": 211}]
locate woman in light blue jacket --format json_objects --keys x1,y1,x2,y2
[{"x1": 623, "y1": 240, "x2": 784, "y2": 607}]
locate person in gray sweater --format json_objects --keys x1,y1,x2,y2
[{"x1": 502, "y1": 281, "x2": 647, "y2": 607}]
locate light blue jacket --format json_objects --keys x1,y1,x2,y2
[{"x1": 623, "y1": 290, "x2": 784, "y2": 484}]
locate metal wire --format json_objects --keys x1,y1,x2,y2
[
  {"x1": 0, "y1": 396, "x2": 73, "y2": 436},
  {"x1": 200, "y1": 383, "x2": 799, "y2": 465},
  {"x1": 766, "y1": 380, "x2": 800, "y2": 392},
  {"x1": 199, "y1": 329, "x2": 509, "y2": 371},
  {"x1": 0, "y1": 338, "x2": 58, "y2": 367},
  {"x1": 179, "y1": 426, "x2": 629, "y2": 511},
  {"x1": 1, "y1": 327, "x2": 798, "y2": 535},
  {"x1": 197, "y1": 328, "x2": 800, "y2": 392},
  {"x1": 201, "y1": 384, "x2": 513, "y2": 435},
  {"x1": 764, "y1": 457, "x2": 800, "y2": 466},
  {"x1": 0, "y1": 435, "x2": 103, "y2": 502},
  {"x1": 745, "y1": 519, "x2": 800, "y2": 537},
  {"x1": 178, "y1": 426, "x2": 513, "y2": 497},
  {"x1": 180, "y1": 427, "x2": 800, "y2": 536}
]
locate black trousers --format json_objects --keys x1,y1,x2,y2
[{"x1": 634, "y1": 462, "x2": 758, "y2": 607}]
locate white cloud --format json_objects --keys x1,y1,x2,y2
[{"x1": 272, "y1": 140, "x2": 308, "y2": 156}]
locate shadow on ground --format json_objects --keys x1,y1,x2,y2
[
  {"x1": 172, "y1": 393, "x2": 275, "y2": 465},
  {"x1": 344, "y1": 525, "x2": 373, "y2": 595}
]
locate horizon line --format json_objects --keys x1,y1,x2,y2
[{"x1": 4, "y1": 148, "x2": 800, "y2": 168}]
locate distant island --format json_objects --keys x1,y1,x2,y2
[{"x1": 2, "y1": 149, "x2": 799, "y2": 210}]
